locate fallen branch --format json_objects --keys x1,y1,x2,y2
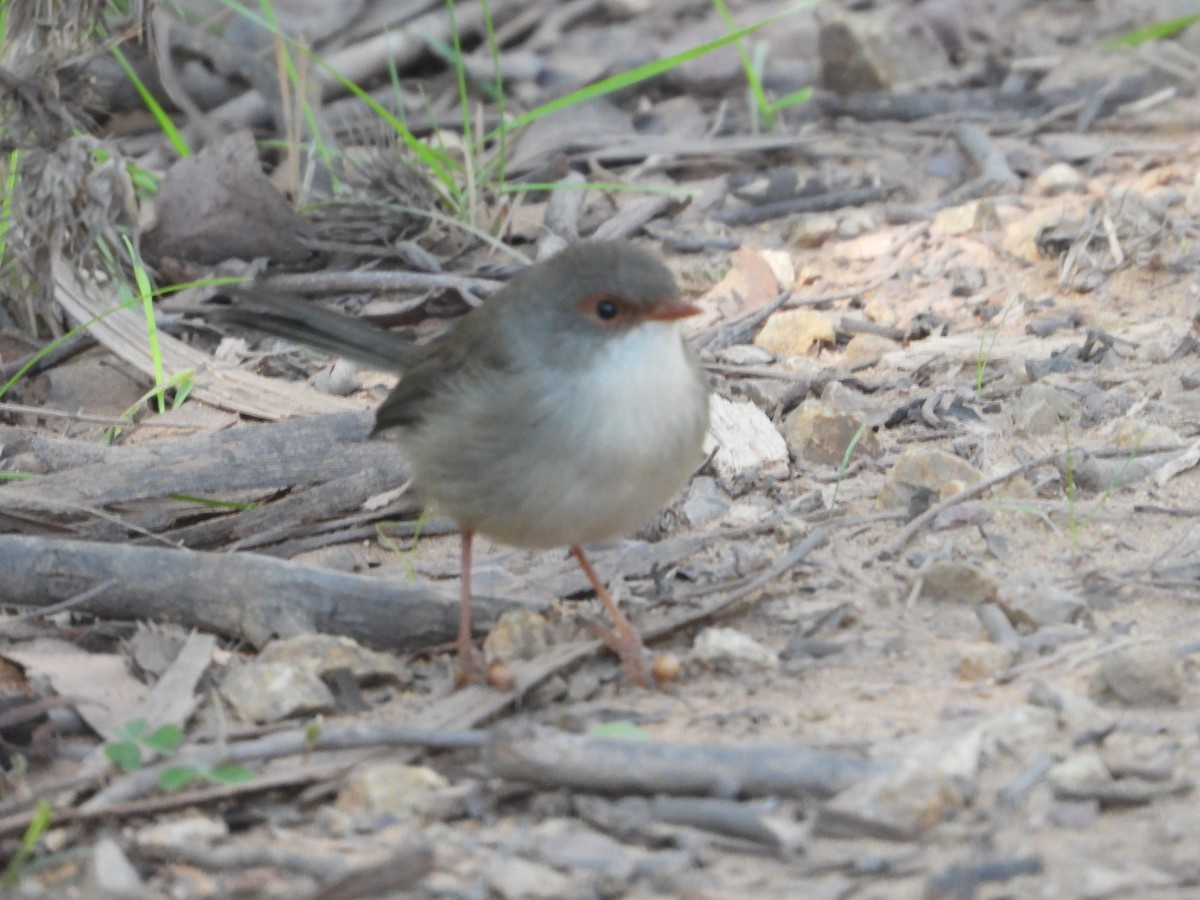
[
  {"x1": 0, "y1": 534, "x2": 529, "y2": 650},
  {"x1": 485, "y1": 723, "x2": 883, "y2": 800}
]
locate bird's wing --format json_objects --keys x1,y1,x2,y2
[{"x1": 371, "y1": 304, "x2": 515, "y2": 433}]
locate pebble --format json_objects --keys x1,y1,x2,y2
[
  {"x1": 690, "y1": 627, "x2": 779, "y2": 672},
  {"x1": 754, "y1": 308, "x2": 836, "y2": 358},
  {"x1": 1012, "y1": 382, "x2": 1082, "y2": 435},
  {"x1": 818, "y1": 760, "x2": 964, "y2": 840},
  {"x1": 704, "y1": 395, "x2": 790, "y2": 479},
  {"x1": 782, "y1": 390, "x2": 881, "y2": 467},
  {"x1": 957, "y1": 642, "x2": 1013, "y2": 680},
  {"x1": 335, "y1": 763, "x2": 449, "y2": 826},
  {"x1": 877, "y1": 446, "x2": 982, "y2": 509},
  {"x1": 484, "y1": 609, "x2": 550, "y2": 665},
  {"x1": 1093, "y1": 643, "x2": 1183, "y2": 706},
  {"x1": 220, "y1": 661, "x2": 335, "y2": 723}
]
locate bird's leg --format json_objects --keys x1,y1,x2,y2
[
  {"x1": 570, "y1": 545, "x2": 651, "y2": 687},
  {"x1": 455, "y1": 528, "x2": 487, "y2": 686}
]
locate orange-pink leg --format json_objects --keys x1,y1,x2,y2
[
  {"x1": 570, "y1": 545, "x2": 651, "y2": 687},
  {"x1": 455, "y1": 529, "x2": 487, "y2": 686}
]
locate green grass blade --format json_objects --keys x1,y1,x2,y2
[
  {"x1": 1107, "y1": 14, "x2": 1200, "y2": 47},
  {"x1": 0, "y1": 149, "x2": 19, "y2": 274},
  {"x1": 215, "y1": 0, "x2": 463, "y2": 206},
  {"x1": 0, "y1": 800, "x2": 55, "y2": 889},
  {"x1": 712, "y1": 0, "x2": 774, "y2": 130},
  {"x1": 110, "y1": 46, "x2": 192, "y2": 158},
  {"x1": 494, "y1": 2, "x2": 812, "y2": 139},
  {"x1": 0, "y1": 276, "x2": 241, "y2": 401}
]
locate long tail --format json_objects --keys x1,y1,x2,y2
[{"x1": 207, "y1": 288, "x2": 418, "y2": 373}]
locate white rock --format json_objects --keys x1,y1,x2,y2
[{"x1": 703, "y1": 395, "x2": 790, "y2": 479}]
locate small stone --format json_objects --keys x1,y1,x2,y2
[
  {"x1": 971, "y1": 704, "x2": 1057, "y2": 759},
  {"x1": 690, "y1": 627, "x2": 779, "y2": 671},
  {"x1": 136, "y1": 815, "x2": 229, "y2": 851},
  {"x1": 1038, "y1": 132, "x2": 1106, "y2": 164},
  {"x1": 336, "y1": 763, "x2": 449, "y2": 823},
  {"x1": 841, "y1": 333, "x2": 900, "y2": 368},
  {"x1": 817, "y1": 760, "x2": 964, "y2": 840},
  {"x1": 484, "y1": 610, "x2": 550, "y2": 665},
  {"x1": 921, "y1": 563, "x2": 999, "y2": 605},
  {"x1": 679, "y1": 476, "x2": 731, "y2": 528},
  {"x1": 819, "y1": 6, "x2": 951, "y2": 93},
  {"x1": 1001, "y1": 201, "x2": 1088, "y2": 264},
  {"x1": 877, "y1": 446, "x2": 982, "y2": 510},
  {"x1": 532, "y1": 818, "x2": 637, "y2": 879},
  {"x1": 487, "y1": 856, "x2": 576, "y2": 900},
  {"x1": 754, "y1": 308, "x2": 836, "y2": 358},
  {"x1": 782, "y1": 393, "x2": 881, "y2": 467},
  {"x1": 1048, "y1": 799, "x2": 1100, "y2": 829},
  {"x1": 837, "y1": 208, "x2": 878, "y2": 239},
  {"x1": 310, "y1": 358, "x2": 361, "y2": 396},
  {"x1": 259, "y1": 634, "x2": 403, "y2": 681},
  {"x1": 703, "y1": 395, "x2": 790, "y2": 479},
  {"x1": 998, "y1": 574, "x2": 1087, "y2": 628},
  {"x1": 1110, "y1": 417, "x2": 1181, "y2": 450},
  {"x1": 789, "y1": 212, "x2": 839, "y2": 247},
  {"x1": 1027, "y1": 679, "x2": 1113, "y2": 734},
  {"x1": 87, "y1": 837, "x2": 144, "y2": 897},
  {"x1": 1081, "y1": 862, "x2": 1174, "y2": 898},
  {"x1": 1047, "y1": 750, "x2": 1113, "y2": 797},
  {"x1": 956, "y1": 642, "x2": 1013, "y2": 680},
  {"x1": 220, "y1": 661, "x2": 335, "y2": 723},
  {"x1": 1033, "y1": 162, "x2": 1086, "y2": 196},
  {"x1": 1099, "y1": 731, "x2": 1176, "y2": 782},
  {"x1": 930, "y1": 199, "x2": 1000, "y2": 236},
  {"x1": 1094, "y1": 643, "x2": 1183, "y2": 706},
  {"x1": 1012, "y1": 382, "x2": 1082, "y2": 435}
]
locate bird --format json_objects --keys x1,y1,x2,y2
[{"x1": 211, "y1": 240, "x2": 711, "y2": 686}]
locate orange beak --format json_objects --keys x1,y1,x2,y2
[{"x1": 647, "y1": 298, "x2": 702, "y2": 321}]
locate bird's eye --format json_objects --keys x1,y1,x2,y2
[{"x1": 594, "y1": 298, "x2": 619, "y2": 320}]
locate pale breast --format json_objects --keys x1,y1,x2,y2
[{"x1": 401, "y1": 322, "x2": 710, "y2": 548}]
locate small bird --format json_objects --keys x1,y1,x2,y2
[{"x1": 214, "y1": 241, "x2": 711, "y2": 686}]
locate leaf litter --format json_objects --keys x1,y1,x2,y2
[{"x1": 2, "y1": 0, "x2": 1200, "y2": 896}]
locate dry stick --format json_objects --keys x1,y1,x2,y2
[
  {"x1": 257, "y1": 269, "x2": 501, "y2": 297},
  {"x1": 0, "y1": 402, "x2": 189, "y2": 428},
  {"x1": 874, "y1": 453, "x2": 1060, "y2": 562},
  {"x1": 83, "y1": 723, "x2": 486, "y2": 811},
  {"x1": 711, "y1": 185, "x2": 890, "y2": 227},
  {"x1": 954, "y1": 122, "x2": 1020, "y2": 188},
  {"x1": 0, "y1": 579, "x2": 114, "y2": 625},
  {"x1": 485, "y1": 723, "x2": 882, "y2": 799},
  {"x1": 0, "y1": 534, "x2": 525, "y2": 651},
  {"x1": 997, "y1": 635, "x2": 1161, "y2": 684},
  {"x1": 0, "y1": 757, "x2": 357, "y2": 840}
]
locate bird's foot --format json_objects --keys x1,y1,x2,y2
[
  {"x1": 453, "y1": 640, "x2": 489, "y2": 688},
  {"x1": 586, "y1": 618, "x2": 652, "y2": 688}
]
